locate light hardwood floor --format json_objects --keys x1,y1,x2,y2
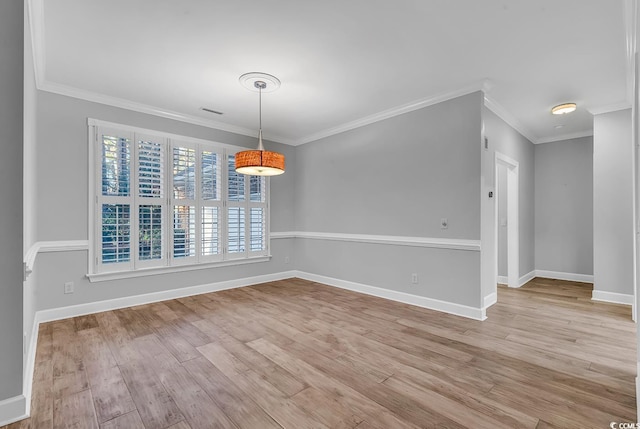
[{"x1": 2, "y1": 277, "x2": 636, "y2": 429}]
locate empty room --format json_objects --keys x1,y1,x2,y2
[{"x1": 1, "y1": 0, "x2": 640, "y2": 428}]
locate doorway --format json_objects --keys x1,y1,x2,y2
[{"x1": 495, "y1": 152, "x2": 519, "y2": 289}]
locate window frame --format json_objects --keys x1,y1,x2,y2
[{"x1": 87, "y1": 118, "x2": 271, "y2": 279}]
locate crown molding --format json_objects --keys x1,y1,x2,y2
[
  {"x1": 624, "y1": 0, "x2": 637, "y2": 106},
  {"x1": 26, "y1": 2, "x2": 296, "y2": 146},
  {"x1": 294, "y1": 80, "x2": 491, "y2": 146},
  {"x1": 535, "y1": 130, "x2": 594, "y2": 145},
  {"x1": 588, "y1": 101, "x2": 632, "y2": 116},
  {"x1": 27, "y1": 0, "x2": 46, "y2": 88},
  {"x1": 37, "y1": 80, "x2": 296, "y2": 145},
  {"x1": 483, "y1": 95, "x2": 538, "y2": 144}
]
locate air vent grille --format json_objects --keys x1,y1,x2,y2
[{"x1": 200, "y1": 107, "x2": 223, "y2": 115}]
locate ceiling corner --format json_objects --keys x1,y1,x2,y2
[
  {"x1": 296, "y1": 81, "x2": 488, "y2": 146},
  {"x1": 483, "y1": 95, "x2": 538, "y2": 144}
]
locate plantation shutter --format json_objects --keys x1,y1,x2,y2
[{"x1": 91, "y1": 120, "x2": 270, "y2": 275}]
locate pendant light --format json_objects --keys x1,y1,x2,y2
[{"x1": 235, "y1": 72, "x2": 285, "y2": 176}]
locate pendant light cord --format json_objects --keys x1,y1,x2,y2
[
  {"x1": 255, "y1": 81, "x2": 265, "y2": 151},
  {"x1": 259, "y1": 85, "x2": 262, "y2": 133}
]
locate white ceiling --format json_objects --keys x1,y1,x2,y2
[{"x1": 31, "y1": 0, "x2": 630, "y2": 145}]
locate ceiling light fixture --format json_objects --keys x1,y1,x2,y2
[
  {"x1": 551, "y1": 103, "x2": 577, "y2": 115},
  {"x1": 235, "y1": 72, "x2": 285, "y2": 176}
]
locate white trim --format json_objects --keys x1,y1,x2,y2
[
  {"x1": 592, "y1": 290, "x2": 635, "y2": 306},
  {"x1": 519, "y1": 270, "x2": 536, "y2": 287},
  {"x1": 270, "y1": 232, "x2": 297, "y2": 239},
  {"x1": 87, "y1": 256, "x2": 272, "y2": 283},
  {"x1": 22, "y1": 312, "x2": 40, "y2": 417},
  {"x1": 295, "y1": 271, "x2": 486, "y2": 321},
  {"x1": 24, "y1": 240, "x2": 89, "y2": 278},
  {"x1": 22, "y1": 271, "x2": 295, "y2": 420},
  {"x1": 0, "y1": 395, "x2": 27, "y2": 427},
  {"x1": 270, "y1": 231, "x2": 480, "y2": 251},
  {"x1": 588, "y1": 102, "x2": 633, "y2": 116},
  {"x1": 483, "y1": 292, "x2": 497, "y2": 309},
  {"x1": 28, "y1": 2, "x2": 266, "y2": 141},
  {"x1": 38, "y1": 271, "x2": 297, "y2": 323},
  {"x1": 296, "y1": 81, "x2": 489, "y2": 145},
  {"x1": 87, "y1": 118, "x2": 260, "y2": 152},
  {"x1": 26, "y1": 0, "x2": 45, "y2": 88},
  {"x1": 625, "y1": 0, "x2": 637, "y2": 108},
  {"x1": 484, "y1": 95, "x2": 538, "y2": 144},
  {"x1": 535, "y1": 130, "x2": 594, "y2": 145},
  {"x1": 21, "y1": 268, "x2": 488, "y2": 412},
  {"x1": 485, "y1": 97, "x2": 596, "y2": 146},
  {"x1": 89, "y1": 121, "x2": 270, "y2": 276},
  {"x1": 39, "y1": 81, "x2": 295, "y2": 146},
  {"x1": 499, "y1": 272, "x2": 534, "y2": 289},
  {"x1": 535, "y1": 270, "x2": 594, "y2": 283},
  {"x1": 495, "y1": 153, "x2": 519, "y2": 290},
  {"x1": 495, "y1": 152, "x2": 519, "y2": 168}
]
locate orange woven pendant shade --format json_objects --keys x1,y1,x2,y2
[
  {"x1": 235, "y1": 149, "x2": 285, "y2": 176},
  {"x1": 235, "y1": 73, "x2": 286, "y2": 176}
]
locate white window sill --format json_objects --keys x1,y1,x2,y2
[{"x1": 86, "y1": 255, "x2": 272, "y2": 283}]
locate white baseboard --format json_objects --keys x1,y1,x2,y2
[
  {"x1": 592, "y1": 290, "x2": 634, "y2": 306},
  {"x1": 25, "y1": 267, "x2": 487, "y2": 416},
  {"x1": 0, "y1": 395, "x2": 27, "y2": 427},
  {"x1": 519, "y1": 270, "x2": 536, "y2": 287},
  {"x1": 535, "y1": 270, "x2": 593, "y2": 283},
  {"x1": 496, "y1": 271, "x2": 534, "y2": 288},
  {"x1": 36, "y1": 271, "x2": 298, "y2": 324},
  {"x1": 295, "y1": 271, "x2": 486, "y2": 321},
  {"x1": 23, "y1": 270, "x2": 298, "y2": 414},
  {"x1": 22, "y1": 314, "x2": 40, "y2": 416},
  {"x1": 483, "y1": 292, "x2": 497, "y2": 309}
]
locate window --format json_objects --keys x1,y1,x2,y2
[{"x1": 90, "y1": 120, "x2": 269, "y2": 275}]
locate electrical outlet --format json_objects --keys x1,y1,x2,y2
[
  {"x1": 441, "y1": 218, "x2": 448, "y2": 229},
  {"x1": 284, "y1": 256, "x2": 290, "y2": 264},
  {"x1": 411, "y1": 273, "x2": 418, "y2": 284},
  {"x1": 64, "y1": 281, "x2": 74, "y2": 294}
]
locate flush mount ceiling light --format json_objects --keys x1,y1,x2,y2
[
  {"x1": 551, "y1": 103, "x2": 577, "y2": 115},
  {"x1": 235, "y1": 72, "x2": 285, "y2": 176}
]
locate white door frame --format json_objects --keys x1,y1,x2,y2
[{"x1": 495, "y1": 152, "x2": 519, "y2": 289}]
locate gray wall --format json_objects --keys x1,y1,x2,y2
[
  {"x1": 0, "y1": 0, "x2": 24, "y2": 402},
  {"x1": 535, "y1": 136, "x2": 593, "y2": 276},
  {"x1": 483, "y1": 108, "x2": 536, "y2": 278},
  {"x1": 295, "y1": 92, "x2": 483, "y2": 307},
  {"x1": 33, "y1": 91, "x2": 296, "y2": 311},
  {"x1": 593, "y1": 109, "x2": 634, "y2": 296},
  {"x1": 295, "y1": 93, "x2": 482, "y2": 238}
]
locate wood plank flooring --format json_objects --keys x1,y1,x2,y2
[{"x1": 2, "y1": 277, "x2": 636, "y2": 429}]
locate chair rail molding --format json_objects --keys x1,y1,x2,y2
[
  {"x1": 270, "y1": 231, "x2": 481, "y2": 251},
  {"x1": 24, "y1": 240, "x2": 90, "y2": 279}
]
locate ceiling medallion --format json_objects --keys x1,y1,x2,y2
[{"x1": 235, "y1": 72, "x2": 285, "y2": 176}]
